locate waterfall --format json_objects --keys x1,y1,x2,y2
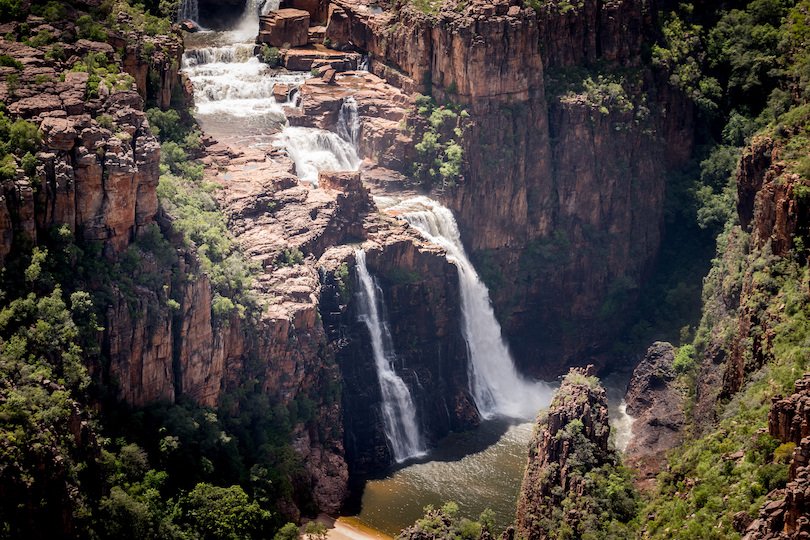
[
  {"x1": 261, "y1": 0, "x2": 281, "y2": 15},
  {"x1": 182, "y1": 43, "x2": 307, "y2": 120},
  {"x1": 358, "y1": 54, "x2": 369, "y2": 72},
  {"x1": 385, "y1": 196, "x2": 553, "y2": 420},
  {"x1": 336, "y1": 96, "x2": 360, "y2": 149},
  {"x1": 231, "y1": 0, "x2": 264, "y2": 41},
  {"x1": 355, "y1": 249, "x2": 426, "y2": 463},
  {"x1": 277, "y1": 127, "x2": 360, "y2": 185},
  {"x1": 178, "y1": 0, "x2": 198, "y2": 22}
]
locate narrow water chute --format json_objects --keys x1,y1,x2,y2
[{"x1": 355, "y1": 249, "x2": 426, "y2": 463}]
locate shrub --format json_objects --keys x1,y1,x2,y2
[
  {"x1": 260, "y1": 44, "x2": 281, "y2": 67},
  {"x1": 0, "y1": 0, "x2": 23, "y2": 20},
  {"x1": 276, "y1": 248, "x2": 304, "y2": 267},
  {"x1": 76, "y1": 14, "x2": 108, "y2": 41},
  {"x1": 674, "y1": 344, "x2": 696, "y2": 373},
  {"x1": 0, "y1": 55, "x2": 22, "y2": 69}
]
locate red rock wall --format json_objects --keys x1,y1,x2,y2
[{"x1": 324, "y1": 0, "x2": 695, "y2": 374}]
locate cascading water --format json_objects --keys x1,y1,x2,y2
[
  {"x1": 355, "y1": 249, "x2": 426, "y2": 463},
  {"x1": 178, "y1": 0, "x2": 199, "y2": 22},
  {"x1": 385, "y1": 196, "x2": 553, "y2": 420},
  {"x1": 182, "y1": 0, "x2": 361, "y2": 183},
  {"x1": 261, "y1": 0, "x2": 281, "y2": 15},
  {"x1": 182, "y1": 43, "x2": 308, "y2": 142},
  {"x1": 337, "y1": 96, "x2": 360, "y2": 149},
  {"x1": 277, "y1": 127, "x2": 359, "y2": 185}
]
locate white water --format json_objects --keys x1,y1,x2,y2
[
  {"x1": 385, "y1": 196, "x2": 553, "y2": 420},
  {"x1": 184, "y1": 51, "x2": 305, "y2": 120},
  {"x1": 178, "y1": 0, "x2": 199, "y2": 22},
  {"x1": 261, "y1": 0, "x2": 281, "y2": 15},
  {"x1": 182, "y1": 4, "x2": 362, "y2": 185},
  {"x1": 355, "y1": 249, "x2": 426, "y2": 463},
  {"x1": 231, "y1": 0, "x2": 264, "y2": 42},
  {"x1": 277, "y1": 127, "x2": 360, "y2": 185},
  {"x1": 337, "y1": 96, "x2": 360, "y2": 149}
]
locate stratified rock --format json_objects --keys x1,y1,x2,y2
[
  {"x1": 624, "y1": 342, "x2": 686, "y2": 486},
  {"x1": 258, "y1": 9, "x2": 311, "y2": 48}
]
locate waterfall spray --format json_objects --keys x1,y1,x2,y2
[
  {"x1": 386, "y1": 197, "x2": 553, "y2": 420},
  {"x1": 355, "y1": 249, "x2": 426, "y2": 462}
]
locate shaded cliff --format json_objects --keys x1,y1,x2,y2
[{"x1": 623, "y1": 341, "x2": 686, "y2": 488}]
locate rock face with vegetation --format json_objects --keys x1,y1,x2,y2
[
  {"x1": 322, "y1": 0, "x2": 695, "y2": 374},
  {"x1": 744, "y1": 374, "x2": 810, "y2": 538},
  {"x1": 514, "y1": 366, "x2": 636, "y2": 539}
]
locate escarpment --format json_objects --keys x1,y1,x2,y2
[{"x1": 316, "y1": 0, "x2": 696, "y2": 374}]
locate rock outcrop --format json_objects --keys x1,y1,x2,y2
[
  {"x1": 744, "y1": 374, "x2": 810, "y2": 539},
  {"x1": 515, "y1": 366, "x2": 615, "y2": 540},
  {"x1": 258, "y1": 9, "x2": 312, "y2": 48},
  {"x1": 624, "y1": 342, "x2": 686, "y2": 487}
]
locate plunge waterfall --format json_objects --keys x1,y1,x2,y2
[
  {"x1": 387, "y1": 197, "x2": 553, "y2": 420},
  {"x1": 355, "y1": 250, "x2": 426, "y2": 462}
]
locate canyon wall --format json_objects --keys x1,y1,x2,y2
[{"x1": 323, "y1": 0, "x2": 695, "y2": 374}]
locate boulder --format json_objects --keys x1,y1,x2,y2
[
  {"x1": 40, "y1": 117, "x2": 78, "y2": 151},
  {"x1": 257, "y1": 9, "x2": 310, "y2": 48},
  {"x1": 624, "y1": 342, "x2": 686, "y2": 487}
]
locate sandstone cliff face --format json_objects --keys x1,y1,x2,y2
[
  {"x1": 322, "y1": 0, "x2": 695, "y2": 374},
  {"x1": 743, "y1": 374, "x2": 810, "y2": 539},
  {"x1": 624, "y1": 342, "x2": 686, "y2": 487},
  {"x1": 326, "y1": 222, "x2": 477, "y2": 472},
  {"x1": 514, "y1": 365, "x2": 615, "y2": 540}
]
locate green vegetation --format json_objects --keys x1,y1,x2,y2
[
  {"x1": 260, "y1": 44, "x2": 282, "y2": 67},
  {"x1": 71, "y1": 52, "x2": 136, "y2": 99},
  {"x1": 0, "y1": 107, "x2": 40, "y2": 180},
  {"x1": 537, "y1": 421, "x2": 638, "y2": 540},
  {"x1": 144, "y1": 109, "x2": 257, "y2": 323},
  {"x1": 398, "y1": 502, "x2": 496, "y2": 540},
  {"x1": 409, "y1": 95, "x2": 467, "y2": 189},
  {"x1": 410, "y1": 0, "x2": 441, "y2": 15}
]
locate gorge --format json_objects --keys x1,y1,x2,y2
[{"x1": 0, "y1": 0, "x2": 809, "y2": 538}]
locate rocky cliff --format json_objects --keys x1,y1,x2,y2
[
  {"x1": 623, "y1": 342, "x2": 686, "y2": 488},
  {"x1": 318, "y1": 0, "x2": 695, "y2": 374},
  {"x1": 0, "y1": 5, "x2": 483, "y2": 516},
  {"x1": 514, "y1": 365, "x2": 635, "y2": 539},
  {"x1": 744, "y1": 374, "x2": 810, "y2": 539}
]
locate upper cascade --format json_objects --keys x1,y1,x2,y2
[
  {"x1": 336, "y1": 96, "x2": 360, "y2": 150},
  {"x1": 355, "y1": 249, "x2": 427, "y2": 463},
  {"x1": 385, "y1": 196, "x2": 553, "y2": 420}
]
